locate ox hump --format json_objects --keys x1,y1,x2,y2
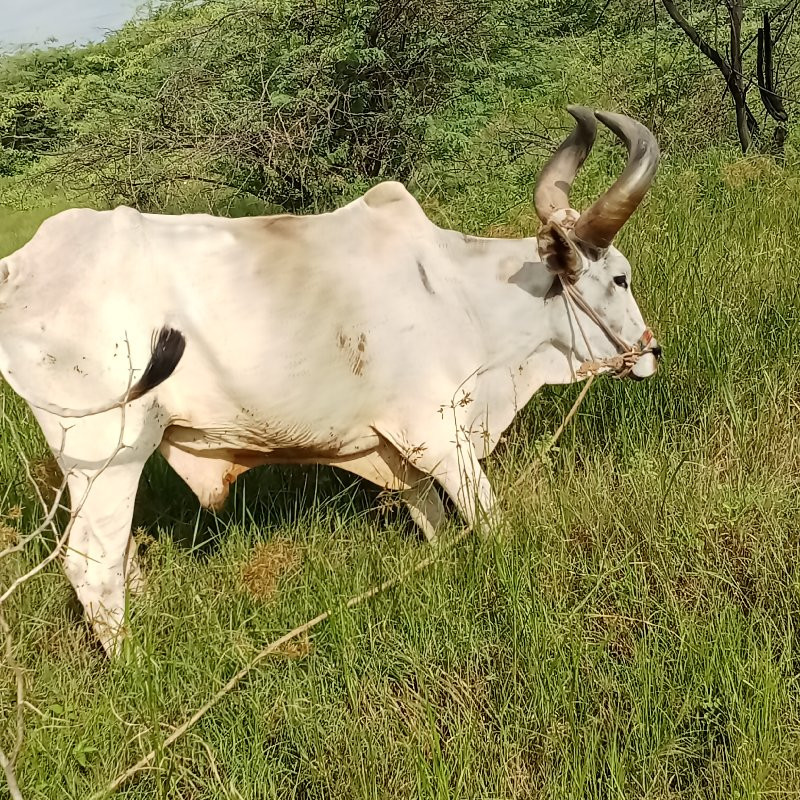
[
  {"x1": 361, "y1": 182, "x2": 431, "y2": 232},
  {"x1": 362, "y1": 181, "x2": 422, "y2": 212},
  {"x1": 362, "y1": 181, "x2": 412, "y2": 207}
]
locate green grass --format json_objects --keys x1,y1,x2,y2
[
  {"x1": 0, "y1": 197, "x2": 72, "y2": 261},
  {"x1": 1, "y1": 145, "x2": 800, "y2": 799}
]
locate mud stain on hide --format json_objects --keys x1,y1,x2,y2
[{"x1": 335, "y1": 329, "x2": 368, "y2": 377}]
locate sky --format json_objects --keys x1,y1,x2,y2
[{"x1": 1, "y1": 0, "x2": 141, "y2": 51}]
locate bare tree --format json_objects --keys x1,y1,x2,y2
[
  {"x1": 758, "y1": 10, "x2": 791, "y2": 151},
  {"x1": 661, "y1": 0, "x2": 796, "y2": 152}
]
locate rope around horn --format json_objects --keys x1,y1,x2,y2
[{"x1": 90, "y1": 285, "x2": 650, "y2": 799}]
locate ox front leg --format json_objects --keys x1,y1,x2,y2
[{"x1": 422, "y1": 439, "x2": 498, "y2": 536}]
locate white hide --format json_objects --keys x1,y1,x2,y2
[{"x1": 0, "y1": 181, "x2": 657, "y2": 652}]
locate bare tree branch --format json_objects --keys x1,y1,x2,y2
[
  {"x1": 0, "y1": 747, "x2": 23, "y2": 800},
  {"x1": 0, "y1": 350, "x2": 138, "y2": 798},
  {"x1": 662, "y1": 0, "x2": 733, "y2": 79}
]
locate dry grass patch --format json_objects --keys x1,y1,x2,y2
[
  {"x1": 30, "y1": 454, "x2": 63, "y2": 505},
  {"x1": 0, "y1": 520, "x2": 17, "y2": 549},
  {"x1": 720, "y1": 155, "x2": 779, "y2": 188},
  {"x1": 240, "y1": 538, "x2": 302, "y2": 601}
]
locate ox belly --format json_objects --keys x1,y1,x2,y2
[{"x1": 158, "y1": 416, "x2": 381, "y2": 511}]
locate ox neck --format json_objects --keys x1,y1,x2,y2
[
  {"x1": 419, "y1": 227, "x2": 600, "y2": 458},
  {"x1": 447, "y1": 230, "x2": 582, "y2": 385}
]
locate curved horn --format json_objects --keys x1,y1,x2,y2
[
  {"x1": 572, "y1": 110, "x2": 660, "y2": 250},
  {"x1": 534, "y1": 105, "x2": 598, "y2": 224}
]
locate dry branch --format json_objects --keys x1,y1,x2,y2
[
  {"x1": 661, "y1": 0, "x2": 732, "y2": 78},
  {"x1": 89, "y1": 526, "x2": 475, "y2": 799},
  {"x1": 89, "y1": 343, "x2": 612, "y2": 797},
  {"x1": 0, "y1": 611, "x2": 24, "y2": 800},
  {"x1": 0, "y1": 358, "x2": 135, "y2": 799}
]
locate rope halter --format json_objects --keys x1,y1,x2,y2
[{"x1": 558, "y1": 276, "x2": 656, "y2": 380}]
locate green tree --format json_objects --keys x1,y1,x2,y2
[{"x1": 32, "y1": 0, "x2": 498, "y2": 211}]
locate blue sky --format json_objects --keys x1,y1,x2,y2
[{"x1": 1, "y1": 0, "x2": 141, "y2": 50}]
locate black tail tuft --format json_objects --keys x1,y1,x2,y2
[{"x1": 127, "y1": 327, "x2": 186, "y2": 402}]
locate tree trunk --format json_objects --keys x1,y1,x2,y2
[
  {"x1": 661, "y1": 0, "x2": 758, "y2": 153},
  {"x1": 728, "y1": 0, "x2": 755, "y2": 152},
  {"x1": 732, "y1": 90, "x2": 752, "y2": 152},
  {"x1": 771, "y1": 125, "x2": 787, "y2": 158}
]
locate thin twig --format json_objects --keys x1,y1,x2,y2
[
  {"x1": 0, "y1": 353, "x2": 137, "y2": 799},
  {"x1": 0, "y1": 749, "x2": 23, "y2": 800},
  {"x1": 0, "y1": 523, "x2": 72, "y2": 607},
  {"x1": 0, "y1": 352, "x2": 134, "y2": 609},
  {"x1": 0, "y1": 480, "x2": 68, "y2": 560},
  {"x1": 0, "y1": 610, "x2": 24, "y2": 800},
  {"x1": 0, "y1": 425, "x2": 70, "y2": 561}
]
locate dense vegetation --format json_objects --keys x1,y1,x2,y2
[
  {"x1": 1, "y1": 0, "x2": 797, "y2": 210},
  {"x1": 1, "y1": 0, "x2": 799, "y2": 797}
]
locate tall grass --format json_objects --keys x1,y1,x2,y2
[{"x1": 1, "y1": 144, "x2": 799, "y2": 798}]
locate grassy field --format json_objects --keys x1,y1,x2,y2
[{"x1": 1, "y1": 142, "x2": 800, "y2": 799}]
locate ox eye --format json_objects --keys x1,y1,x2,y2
[{"x1": 613, "y1": 275, "x2": 628, "y2": 289}]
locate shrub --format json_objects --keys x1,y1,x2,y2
[{"x1": 33, "y1": 0, "x2": 496, "y2": 211}]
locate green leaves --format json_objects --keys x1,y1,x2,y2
[
  {"x1": 72, "y1": 740, "x2": 99, "y2": 769},
  {"x1": 0, "y1": 0, "x2": 498, "y2": 212}
]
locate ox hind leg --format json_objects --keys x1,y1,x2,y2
[
  {"x1": 34, "y1": 405, "x2": 166, "y2": 655},
  {"x1": 336, "y1": 438, "x2": 447, "y2": 543}
]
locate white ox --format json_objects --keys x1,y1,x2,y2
[{"x1": 0, "y1": 107, "x2": 661, "y2": 653}]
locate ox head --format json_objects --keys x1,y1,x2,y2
[{"x1": 534, "y1": 106, "x2": 661, "y2": 380}]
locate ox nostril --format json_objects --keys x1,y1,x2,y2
[{"x1": 651, "y1": 344, "x2": 662, "y2": 360}]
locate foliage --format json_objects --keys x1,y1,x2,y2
[
  {"x1": 2, "y1": 0, "x2": 505, "y2": 211},
  {"x1": 0, "y1": 45, "x2": 111, "y2": 172},
  {"x1": 0, "y1": 0, "x2": 798, "y2": 207},
  {"x1": 520, "y1": 0, "x2": 655, "y2": 35}
]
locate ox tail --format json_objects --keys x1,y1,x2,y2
[{"x1": 7, "y1": 327, "x2": 186, "y2": 419}]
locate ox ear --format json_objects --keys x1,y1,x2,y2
[{"x1": 538, "y1": 221, "x2": 581, "y2": 284}]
